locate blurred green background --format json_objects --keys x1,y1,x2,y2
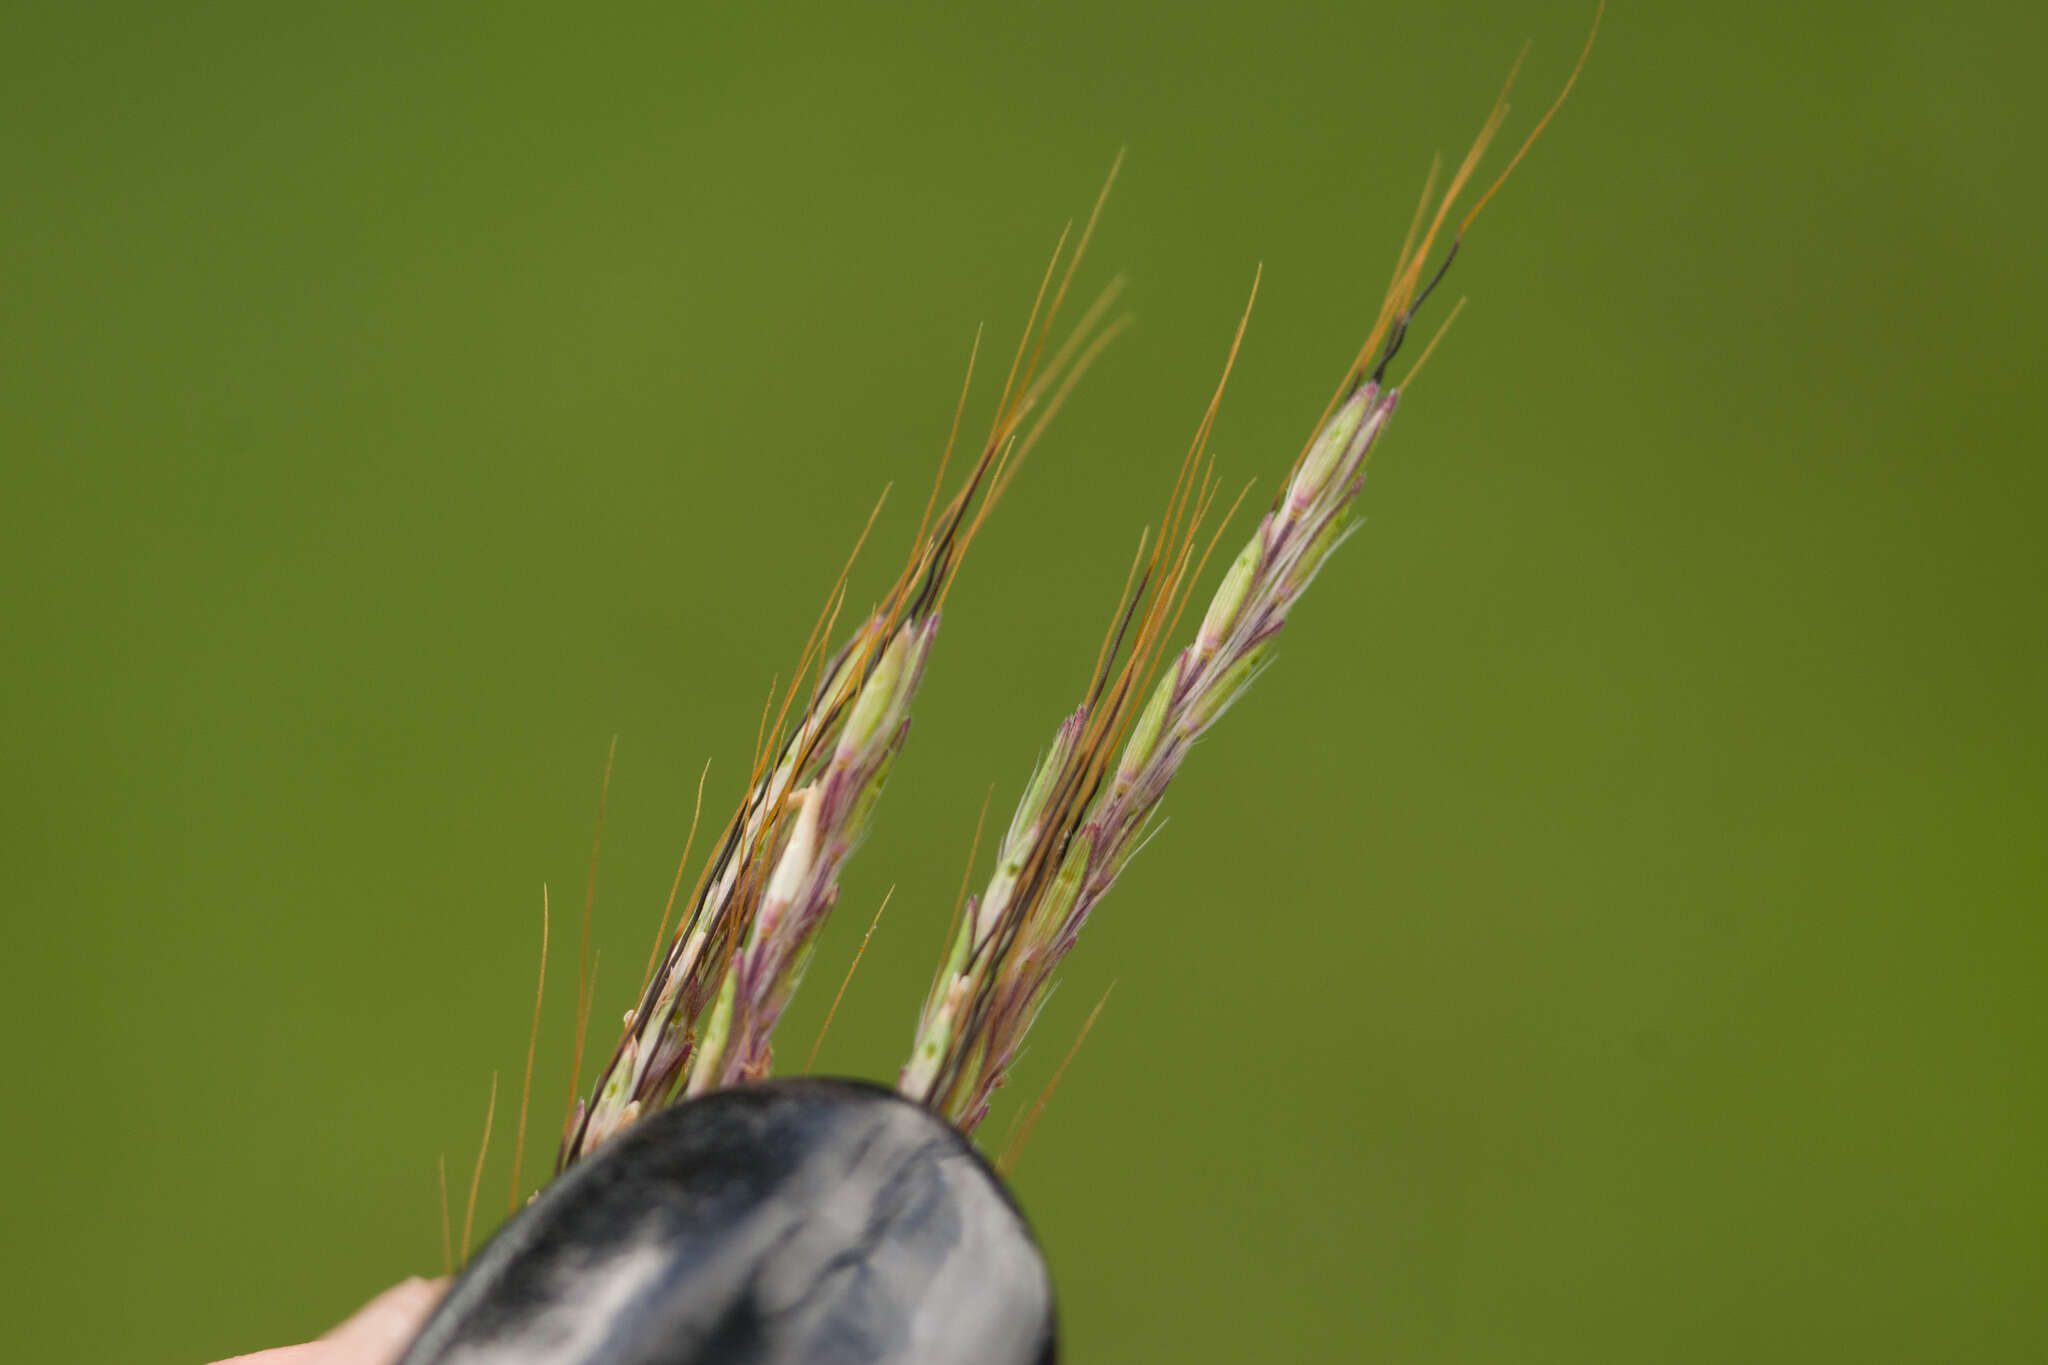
[{"x1": 4, "y1": 1, "x2": 2042, "y2": 1360}]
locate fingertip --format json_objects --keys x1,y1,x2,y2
[{"x1": 321, "y1": 1276, "x2": 448, "y2": 1362}]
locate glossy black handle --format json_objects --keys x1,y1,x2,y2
[{"x1": 396, "y1": 1078, "x2": 1057, "y2": 1365}]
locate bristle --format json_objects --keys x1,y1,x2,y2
[
  {"x1": 989, "y1": 222, "x2": 1072, "y2": 438},
  {"x1": 910, "y1": 325, "x2": 985, "y2": 563},
  {"x1": 461, "y1": 1071, "x2": 498, "y2": 1265},
  {"x1": 1182, "y1": 265, "x2": 1263, "y2": 491},
  {"x1": 1017, "y1": 149, "x2": 1126, "y2": 414},
  {"x1": 973, "y1": 306, "x2": 1133, "y2": 541},
  {"x1": 509, "y1": 887, "x2": 548, "y2": 1215},
  {"x1": 804, "y1": 885, "x2": 895, "y2": 1074},
  {"x1": 1085, "y1": 528, "x2": 1155, "y2": 705},
  {"x1": 561, "y1": 739, "x2": 615, "y2": 1144},
  {"x1": 436, "y1": 1154, "x2": 451, "y2": 1277},
  {"x1": 642, "y1": 759, "x2": 713, "y2": 998},
  {"x1": 998, "y1": 982, "x2": 1114, "y2": 1176},
  {"x1": 1460, "y1": 0, "x2": 1603, "y2": 237},
  {"x1": 746, "y1": 674, "x2": 780, "y2": 790},
  {"x1": 972, "y1": 275, "x2": 1131, "y2": 534},
  {"x1": 766, "y1": 482, "x2": 894, "y2": 765},
  {"x1": 1394, "y1": 156, "x2": 1444, "y2": 299},
  {"x1": 1401, "y1": 295, "x2": 1469, "y2": 389}
]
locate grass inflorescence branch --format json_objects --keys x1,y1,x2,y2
[
  {"x1": 897, "y1": 11, "x2": 1601, "y2": 1130},
  {"x1": 551, "y1": 160, "x2": 1132, "y2": 1169}
]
